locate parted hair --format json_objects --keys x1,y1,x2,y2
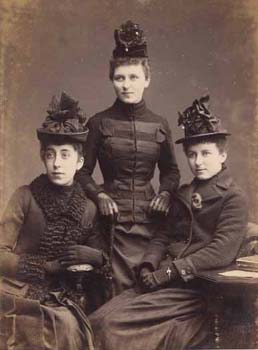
[
  {"x1": 109, "y1": 57, "x2": 150, "y2": 81},
  {"x1": 40, "y1": 141, "x2": 84, "y2": 158},
  {"x1": 183, "y1": 135, "x2": 228, "y2": 154}
]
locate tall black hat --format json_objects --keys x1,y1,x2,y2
[
  {"x1": 175, "y1": 95, "x2": 230, "y2": 144},
  {"x1": 37, "y1": 92, "x2": 88, "y2": 143},
  {"x1": 112, "y1": 20, "x2": 148, "y2": 58}
]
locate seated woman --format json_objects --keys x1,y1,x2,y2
[
  {"x1": 89, "y1": 95, "x2": 248, "y2": 350},
  {"x1": 76, "y1": 20, "x2": 180, "y2": 297},
  {"x1": 0, "y1": 93, "x2": 108, "y2": 350}
]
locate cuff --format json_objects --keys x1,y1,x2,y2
[
  {"x1": 152, "y1": 263, "x2": 178, "y2": 285},
  {"x1": 173, "y1": 257, "x2": 197, "y2": 282}
]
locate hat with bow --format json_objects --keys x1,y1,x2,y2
[
  {"x1": 176, "y1": 95, "x2": 230, "y2": 144},
  {"x1": 37, "y1": 92, "x2": 88, "y2": 144}
]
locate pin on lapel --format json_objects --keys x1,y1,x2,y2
[{"x1": 192, "y1": 192, "x2": 202, "y2": 210}]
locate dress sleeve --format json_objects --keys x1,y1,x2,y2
[
  {"x1": 75, "y1": 116, "x2": 104, "y2": 202},
  {"x1": 158, "y1": 118, "x2": 180, "y2": 194},
  {"x1": 81, "y1": 201, "x2": 110, "y2": 266},
  {"x1": 173, "y1": 190, "x2": 248, "y2": 281},
  {"x1": 138, "y1": 218, "x2": 170, "y2": 271},
  {"x1": 0, "y1": 187, "x2": 46, "y2": 282}
]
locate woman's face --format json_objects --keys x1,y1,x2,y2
[
  {"x1": 42, "y1": 144, "x2": 84, "y2": 186},
  {"x1": 186, "y1": 142, "x2": 227, "y2": 180},
  {"x1": 112, "y1": 64, "x2": 150, "y2": 104}
]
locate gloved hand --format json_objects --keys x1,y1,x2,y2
[
  {"x1": 140, "y1": 264, "x2": 178, "y2": 291},
  {"x1": 149, "y1": 191, "x2": 171, "y2": 216},
  {"x1": 59, "y1": 245, "x2": 103, "y2": 268},
  {"x1": 97, "y1": 192, "x2": 119, "y2": 219},
  {"x1": 139, "y1": 267, "x2": 156, "y2": 291},
  {"x1": 44, "y1": 259, "x2": 63, "y2": 274}
]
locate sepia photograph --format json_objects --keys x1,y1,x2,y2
[{"x1": 0, "y1": 0, "x2": 258, "y2": 349}]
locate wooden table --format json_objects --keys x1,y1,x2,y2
[{"x1": 197, "y1": 265, "x2": 258, "y2": 349}]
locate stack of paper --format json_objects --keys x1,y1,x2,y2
[
  {"x1": 236, "y1": 255, "x2": 258, "y2": 272},
  {"x1": 219, "y1": 270, "x2": 258, "y2": 278}
]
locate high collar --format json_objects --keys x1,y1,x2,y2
[
  {"x1": 31, "y1": 174, "x2": 75, "y2": 198},
  {"x1": 193, "y1": 166, "x2": 232, "y2": 191},
  {"x1": 178, "y1": 166, "x2": 233, "y2": 205},
  {"x1": 113, "y1": 98, "x2": 146, "y2": 117},
  {"x1": 30, "y1": 174, "x2": 86, "y2": 223},
  {"x1": 47, "y1": 179, "x2": 75, "y2": 194}
]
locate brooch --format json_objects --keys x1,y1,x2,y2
[{"x1": 192, "y1": 192, "x2": 202, "y2": 210}]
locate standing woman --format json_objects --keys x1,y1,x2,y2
[{"x1": 77, "y1": 21, "x2": 180, "y2": 296}]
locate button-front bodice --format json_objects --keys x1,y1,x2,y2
[{"x1": 77, "y1": 99, "x2": 180, "y2": 223}]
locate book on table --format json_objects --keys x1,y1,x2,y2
[{"x1": 236, "y1": 255, "x2": 258, "y2": 271}]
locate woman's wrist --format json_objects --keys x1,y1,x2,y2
[
  {"x1": 94, "y1": 250, "x2": 104, "y2": 267},
  {"x1": 97, "y1": 192, "x2": 108, "y2": 198},
  {"x1": 44, "y1": 260, "x2": 62, "y2": 274},
  {"x1": 159, "y1": 191, "x2": 170, "y2": 197}
]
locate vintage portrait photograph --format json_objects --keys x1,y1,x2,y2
[{"x1": 0, "y1": 0, "x2": 258, "y2": 349}]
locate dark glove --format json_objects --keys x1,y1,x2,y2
[
  {"x1": 140, "y1": 264, "x2": 178, "y2": 291},
  {"x1": 149, "y1": 191, "x2": 171, "y2": 216},
  {"x1": 59, "y1": 245, "x2": 103, "y2": 268},
  {"x1": 139, "y1": 267, "x2": 156, "y2": 292},
  {"x1": 97, "y1": 192, "x2": 119, "y2": 218}
]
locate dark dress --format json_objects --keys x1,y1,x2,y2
[
  {"x1": 89, "y1": 168, "x2": 248, "y2": 350},
  {"x1": 76, "y1": 98, "x2": 180, "y2": 295},
  {"x1": 0, "y1": 175, "x2": 106, "y2": 350}
]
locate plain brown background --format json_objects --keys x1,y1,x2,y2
[{"x1": 0, "y1": 0, "x2": 258, "y2": 221}]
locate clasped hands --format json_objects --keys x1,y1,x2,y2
[
  {"x1": 44, "y1": 245, "x2": 103, "y2": 274},
  {"x1": 97, "y1": 191, "x2": 171, "y2": 218},
  {"x1": 138, "y1": 263, "x2": 178, "y2": 292}
]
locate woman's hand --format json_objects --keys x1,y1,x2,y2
[
  {"x1": 139, "y1": 267, "x2": 157, "y2": 290},
  {"x1": 59, "y1": 245, "x2": 103, "y2": 268},
  {"x1": 139, "y1": 264, "x2": 178, "y2": 290},
  {"x1": 44, "y1": 259, "x2": 63, "y2": 274},
  {"x1": 149, "y1": 191, "x2": 171, "y2": 216},
  {"x1": 97, "y1": 192, "x2": 119, "y2": 219}
]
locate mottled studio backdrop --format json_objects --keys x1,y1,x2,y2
[{"x1": 0, "y1": 0, "x2": 258, "y2": 220}]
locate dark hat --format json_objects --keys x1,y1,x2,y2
[
  {"x1": 37, "y1": 92, "x2": 88, "y2": 143},
  {"x1": 175, "y1": 95, "x2": 230, "y2": 144},
  {"x1": 112, "y1": 20, "x2": 148, "y2": 58}
]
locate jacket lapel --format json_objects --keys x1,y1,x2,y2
[
  {"x1": 176, "y1": 182, "x2": 195, "y2": 209},
  {"x1": 193, "y1": 167, "x2": 233, "y2": 203},
  {"x1": 176, "y1": 167, "x2": 233, "y2": 207}
]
